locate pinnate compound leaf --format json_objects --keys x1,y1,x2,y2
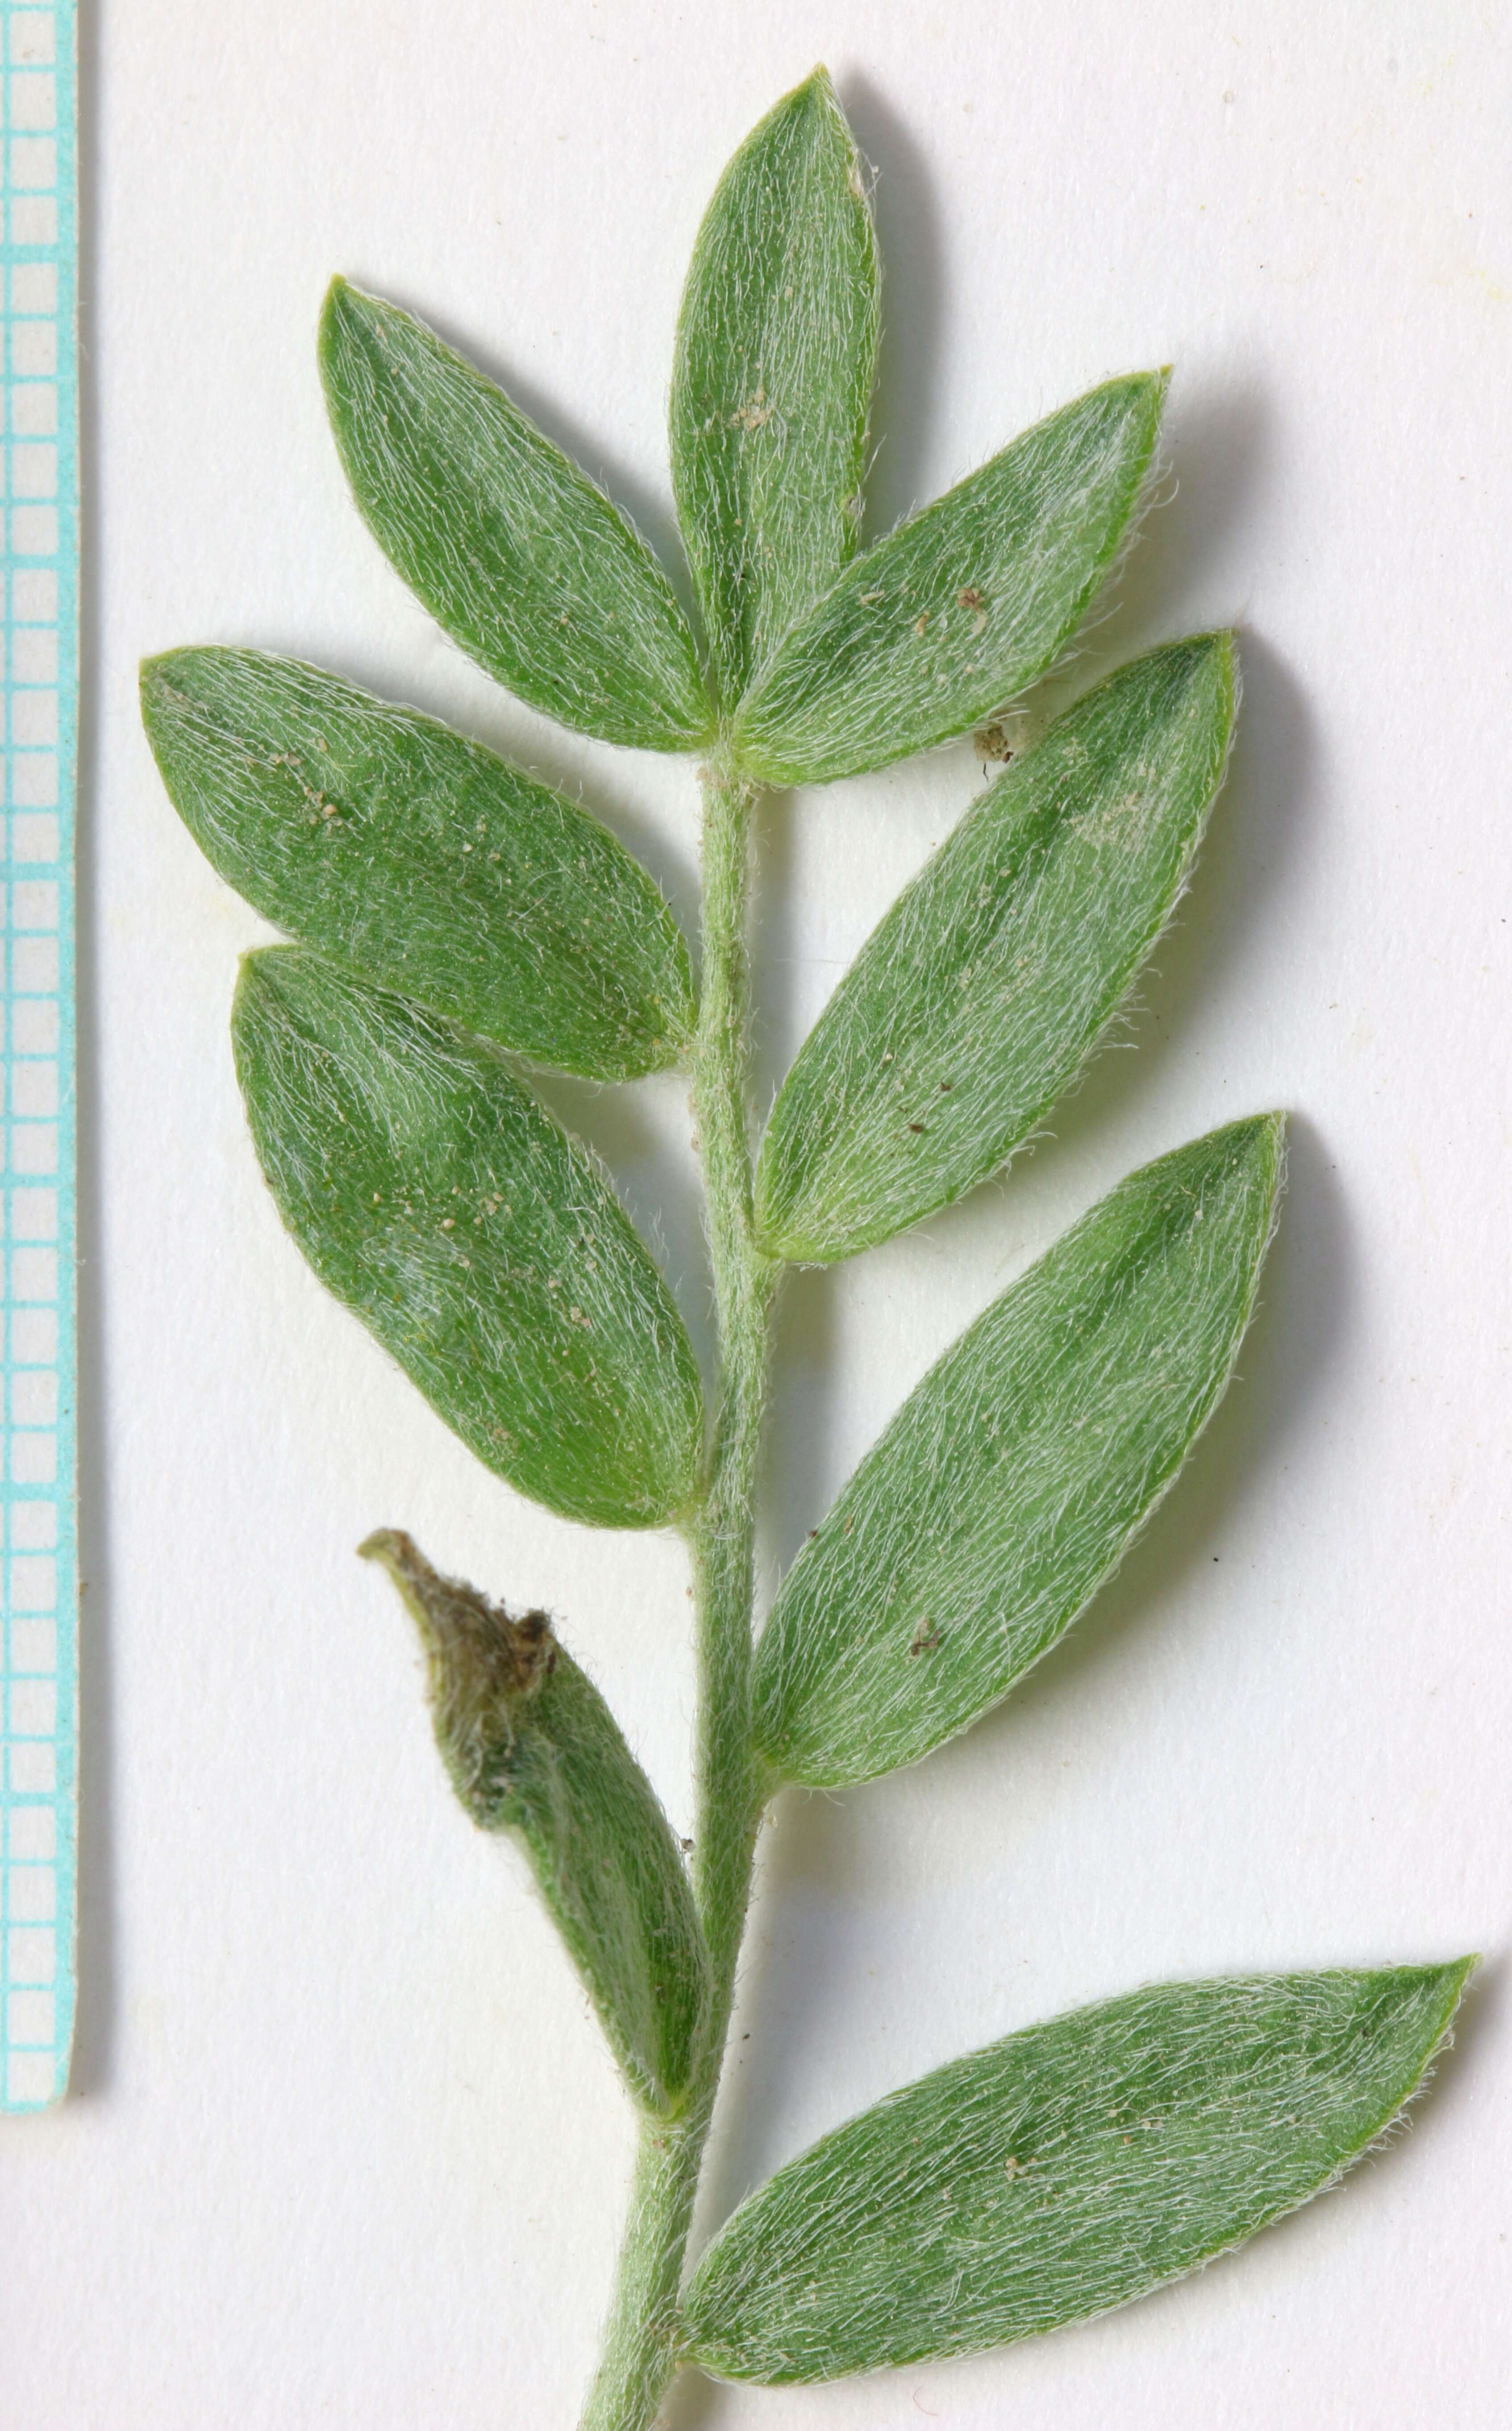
[
  {"x1": 756, "y1": 636, "x2": 1238, "y2": 1263},
  {"x1": 730, "y1": 371, "x2": 1168, "y2": 786},
  {"x1": 754, "y1": 1118, "x2": 1283, "y2": 1787},
  {"x1": 141, "y1": 649, "x2": 696, "y2": 1082},
  {"x1": 319, "y1": 278, "x2": 712, "y2": 754},
  {"x1": 362, "y1": 1530, "x2": 709, "y2": 2116},
  {"x1": 233, "y1": 949, "x2": 703, "y2": 1529},
  {"x1": 670, "y1": 67, "x2": 879, "y2": 706},
  {"x1": 682, "y1": 1960, "x2": 1474, "y2": 2381}
]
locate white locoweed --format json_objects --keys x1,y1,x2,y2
[{"x1": 143, "y1": 65, "x2": 1472, "y2": 2431}]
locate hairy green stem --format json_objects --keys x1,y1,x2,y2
[{"x1": 578, "y1": 762, "x2": 775, "y2": 2431}]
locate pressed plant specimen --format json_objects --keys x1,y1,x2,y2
[{"x1": 141, "y1": 69, "x2": 1470, "y2": 2431}]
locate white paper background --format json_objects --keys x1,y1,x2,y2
[{"x1": 6, "y1": 0, "x2": 1509, "y2": 2421}]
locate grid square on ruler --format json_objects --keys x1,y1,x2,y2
[{"x1": 0, "y1": 0, "x2": 74, "y2": 2115}]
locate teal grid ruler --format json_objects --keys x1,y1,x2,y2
[{"x1": 0, "y1": 0, "x2": 76, "y2": 2113}]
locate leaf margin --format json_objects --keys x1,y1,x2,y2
[
  {"x1": 752, "y1": 629, "x2": 1241, "y2": 1264},
  {"x1": 140, "y1": 643, "x2": 699, "y2": 1082},
  {"x1": 319, "y1": 275, "x2": 714, "y2": 755},
  {"x1": 681, "y1": 1956, "x2": 1477, "y2": 2383},
  {"x1": 669, "y1": 62, "x2": 881, "y2": 708},
  {"x1": 752, "y1": 1112, "x2": 1287, "y2": 1788},
  {"x1": 231, "y1": 943, "x2": 706, "y2": 1532},
  {"x1": 729, "y1": 367, "x2": 1170, "y2": 787}
]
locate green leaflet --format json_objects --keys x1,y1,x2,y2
[
  {"x1": 682, "y1": 1960, "x2": 1474, "y2": 2382},
  {"x1": 319, "y1": 278, "x2": 711, "y2": 754},
  {"x1": 670, "y1": 67, "x2": 879, "y2": 707},
  {"x1": 731, "y1": 371, "x2": 1168, "y2": 786},
  {"x1": 756, "y1": 636, "x2": 1237, "y2": 1262},
  {"x1": 754, "y1": 1118, "x2": 1283, "y2": 1788},
  {"x1": 140, "y1": 649, "x2": 696, "y2": 1082},
  {"x1": 361, "y1": 1531, "x2": 709, "y2": 2117},
  {"x1": 233, "y1": 949, "x2": 703, "y2": 1529}
]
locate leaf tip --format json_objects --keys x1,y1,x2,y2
[
  {"x1": 1127, "y1": 364, "x2": 1173, "y2": 445},
  {"x1": 781, "y1": 62, "x2": 838, "y2": 114},
  {"x1": 1217, "y1": 1105, "x2": 1287, "y2": 1175},
  {"x1": 1258, "y1": 1105, "x2": 1289, "y2": 1171},
  {"x1": 1190, "y1": 621, "x2": 1238, "y2": 663},
  {"x1": 764, "y1": 63, "x2": 859, "y2": 168},
  {"x1": 1229, "y1": 1106, "x2": 1288, "y2": 1219},
  {"x1": 1385, "y1": 1952, "x2": 1479, "y2": 2106},
  {"x1": 138, "y1": 651, "x2": 175, "y2": 742},
  {"x1": 1210, "y1": 622, "x2": 1241, "y2": 701},
  {"x1": 231, "y1": 940, "x2": 297, "y2": 1035},
  {"x1": 318, "y1": 274, "x2": 372, "y2": 383},
  {"x1": 1153, "y1": 625, "x2": 1241, "y2": 721},
  {"x1": 361, "y1": 1525, "x2": 560, "y2": 1825},
  {"x1": 141, "y1": 642, "x2": 221, "y2": 734}
]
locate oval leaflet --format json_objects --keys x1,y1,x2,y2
[
  {"x1": 754, "y1": 1117, "x2": 1285, "y2": 1786},
  {"x1": 142, "y1": 647, "x2": 696, "y2": 1081},
  {"x1": 320, "y1": 278, "x2": 712, "y2": 754},
  {"x1": 233, "y1": 948, "x2": 704, "y2": 1530},
  {"x1": 756, "y1": 635, "x2": 1239, "y2": 1262},
  {"x1": 732, "y1": 371, "x2": 1168, "y2": 785},
  {"x1": 670, "y1": 66, "x2": 880, "y2": 705},
  {"x1": 683, "y1": 1961, "x2": 1475, "y2": 2382}
]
